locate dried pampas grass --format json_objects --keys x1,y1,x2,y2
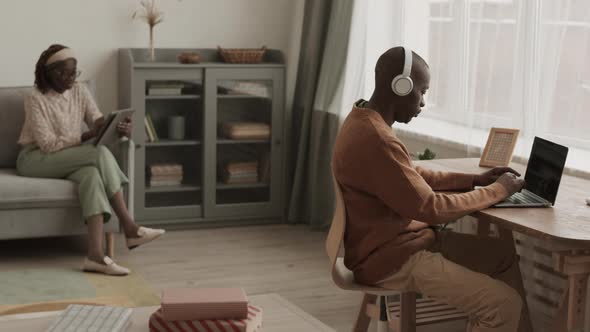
[
  {"x1": 132, "y1": 0, "x2": 181, "y2": 61},
  {"x1": 132, "y1": 0, "x2": 164, "y2": 28}
]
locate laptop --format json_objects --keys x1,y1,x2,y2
[{"x1": 494, "y1": 136, "x2": 568, "y2": 208}]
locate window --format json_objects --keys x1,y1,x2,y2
[
  {"x1": 539, "y1": 0, "x2": 590, "y2": 145},
  {"x1": 400, "y1": 0, "x2": 590, "y2": 153}
]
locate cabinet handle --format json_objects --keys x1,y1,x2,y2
[{"x1": 135, "y1": 143, "x2": 142, "y2": 149}]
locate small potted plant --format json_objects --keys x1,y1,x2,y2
[{"x1": 418, "y1": 148, "x2": 436, "y2": 160}]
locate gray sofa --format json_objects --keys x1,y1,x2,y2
[{"x1": 0, "y1": 84, "x2": 134, "y2": 257}]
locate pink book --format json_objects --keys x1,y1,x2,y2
[
  {"x1": 161, "y1": 288, "x2": 249, "y2": 322},
  {"x1": 150, "y1": 305, "x2": 262, "y2": 332}
]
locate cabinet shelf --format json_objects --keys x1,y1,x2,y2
[
  {"x1": 217, "y1": 94, "x2": 269, "y2": 99},
  {"x1": 146, "y1": 184, "x2": 202, "y2": 193},
  {"x1": 217, "y1": 139, "x2": 270, "y2": 144},
  {"x1": 145, "y1": 139, "x2": 202, "y2": 147},
  {"x1": 146, "y1": 95, "x2": 201, "y2": 100},
  {"x1": 217, "y1": 182, "x2": 270, "y2": 190}
]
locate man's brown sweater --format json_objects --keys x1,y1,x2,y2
[{"x1": 332, "y1": 101, "x2": 509, "y2": 285}]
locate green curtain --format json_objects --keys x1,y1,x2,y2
[{"x1": 287, "y1": 0, "x2": 354, "y2": 229}]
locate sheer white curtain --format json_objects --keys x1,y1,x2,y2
[
  {"x1": 326, "y1": 0, "x2": 400, "y2": 120},
  {"x1": 538, "y1": 0, "x2": 590, "y2": 149},
  {"x1": 395, "y1": 0, "x2": 590, "y2": 173}
]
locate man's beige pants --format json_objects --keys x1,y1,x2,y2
[{"x1": 377, "y1": 230, "x2": 533, "y2": 332}]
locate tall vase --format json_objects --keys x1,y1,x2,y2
[{"x1": 149, "y1": 25, "x2": 155, "y2": 62}]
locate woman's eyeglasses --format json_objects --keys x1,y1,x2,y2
[{"x1": 50, "y1": 68, "x2": 82, "y2": 79}]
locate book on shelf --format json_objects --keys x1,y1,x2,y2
[
  {"x1": 149, "y1": 88, "x2": 182, "y2": 95},
  {"x1": 147, "y1": 81, "x2": 201, "y2": 96},
  {"x1": 223, "y1": 163, "x2": 259, "y2": 184},
  {"x1": 223, "y1": 161, "x2": 259, "y2": 184},
  {"x1": 148, "y1": 163, "x2": 183, "y2": 176},
  {"x1": 146, "y1": 114, "x2": 159, "y2": 141},
  {"x1": 218, "y1": 81, "x2": 270, "y2": 98},
  {"x1": 150, "y1": 174, "x2": 184, "y2": 181},
  {"x1": 149, "y1": 179, "x2": 183, "y2": 187},
  {"x1": 223, "y1": 175, "x2": 259, "y2": 184},
  {"x1": 145, "y1": 117, "x2": 155, "y2": 142},
  {"x1": 221, "y1": 122, "x2": 270, "y2": 140},
  {"x1": 148, "y1": 163, "x2": 184, "y2": 186},
  {"x1": 258, "y1": 152, "x2": 271, "y2": 183},
  {"x1": 161, "y1": 288, "x2": 249, "y2": 321},
  {"x1": 147, "y1": 81, "x2": 184, "y2": 95},
  {"x1": 226, "y1": 161, "x2": 258, "y2": 174}
]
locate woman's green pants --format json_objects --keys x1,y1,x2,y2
[{"x1": 16, "y1": 144, "x2": 129, "y2": 222}]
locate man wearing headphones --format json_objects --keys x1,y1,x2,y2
[{"x1": 332, "y1": 47, "x2": 532, "y2": 332}]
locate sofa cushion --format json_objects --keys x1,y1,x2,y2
[
  {"x1": 0, "y1": 168, "x2": 78, "y2": 209},
  {"x1": 0, "y1": 86, "x2": 30, "y2": 168},
  {"x1": 0, "y1": 81, "x2": 96, "y2": 168}
]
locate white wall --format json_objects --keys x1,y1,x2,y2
[{"x1": 0, "y1": 0, "x2": 303, "y2": 114}]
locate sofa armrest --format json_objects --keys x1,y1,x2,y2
[{"x1": 108, "y1": 137, "x2": 135, "y2": 218}]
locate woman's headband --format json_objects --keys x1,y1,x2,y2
[{"x1": 45, "y1": 48, "x2": 76, "y2": 66}]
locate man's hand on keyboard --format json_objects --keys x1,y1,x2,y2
[
  {"x1": 474, "y1": 166, "x2": 521, "y2": 186},
  {"x1": 496, "y1": 172, "x2": 525, "y2": 196}
]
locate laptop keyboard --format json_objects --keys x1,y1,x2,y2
[{"x1": 504, "y1": 191, "x2": 545, "y2": 204}]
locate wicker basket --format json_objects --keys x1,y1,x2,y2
[{"x1": 218, "y1": 46, "x2": 267, "y2": 64}]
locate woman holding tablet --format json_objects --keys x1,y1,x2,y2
[{"x1": 16, "y1": 44, "x2": 164, "y2": 276}]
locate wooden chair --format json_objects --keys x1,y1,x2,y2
[{"x1": 326, "y1": 173, "x2": 467, "y2": 331}]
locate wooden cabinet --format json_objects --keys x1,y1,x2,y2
[{"x1": 119, "y1": 48, "x2": 285, "y2": 225}]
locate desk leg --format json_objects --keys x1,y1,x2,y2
[
  {"x1": 553, "y1": 287, "x2": 570, "y2": 332},
  {"x1": 553, "y1": 250, "x2": 590, "y2": 331},
  {"x1": 567, "y1": 274, "x2": 587, "y2": 330},
  {"x1": 497, "y1": 228, "x2": 534, "y2": 332}
]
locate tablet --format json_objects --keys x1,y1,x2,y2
[{"x1": 87, "y1": 109, "x2": 135, "y2": 146}]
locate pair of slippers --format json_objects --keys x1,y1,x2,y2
[{"x1": 82, "y1": 226, "x2": 165, "y2": 276}]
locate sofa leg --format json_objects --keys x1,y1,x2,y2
[{"x1": 106, "y1": 232, "x2": 115, "y2": 259}]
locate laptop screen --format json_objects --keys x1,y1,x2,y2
[{"x1": 524, "y1": 137, "x2": 568, "y2": 205}]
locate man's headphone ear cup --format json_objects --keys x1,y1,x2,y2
[{"x1": 391, "y1": 75, "x2": 413, "y2": 96}]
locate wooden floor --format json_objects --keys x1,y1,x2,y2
[{"x1": 0, "y1": 224, "x2": 465, "y2": 331}]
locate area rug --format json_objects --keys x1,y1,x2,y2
[
  {"x1": 0, "y1": 265, "x2": 160, "y2": 313},
  {"x1": 0, "y1": 293, "x2": 336, "y2": 332}
]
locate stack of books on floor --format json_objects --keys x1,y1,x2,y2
[
  {"x1": 221, "y1": 122, "x2": 270, "y2": 140},
  {"x1": 223, "y1": 161, "x2": 259, "y2": 184},
  {"x1": 149, "y1": 288, "x2": 263, "y2": 332},
  {"x1": 148, "y1": 163, "x2": 183, "y2": 187}
]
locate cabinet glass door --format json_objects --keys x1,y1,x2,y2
[
  {"x1": 134, "y1": 70, "x2": 204, "y2": 223},
  {"x1": 204, "y1": 69, "x2": 283, "y2": 218}
]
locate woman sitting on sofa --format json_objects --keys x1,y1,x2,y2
[{"x1": 16, "y1": 44, "x2": 164, "y2": 276}]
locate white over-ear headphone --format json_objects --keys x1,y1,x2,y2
[{"x1": 391, "y1": 47, "x2": 413, "y2": 96}]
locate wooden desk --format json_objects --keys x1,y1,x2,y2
[{"x1": 416, "y1": 158, "x2": 590, "y2": 332}]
